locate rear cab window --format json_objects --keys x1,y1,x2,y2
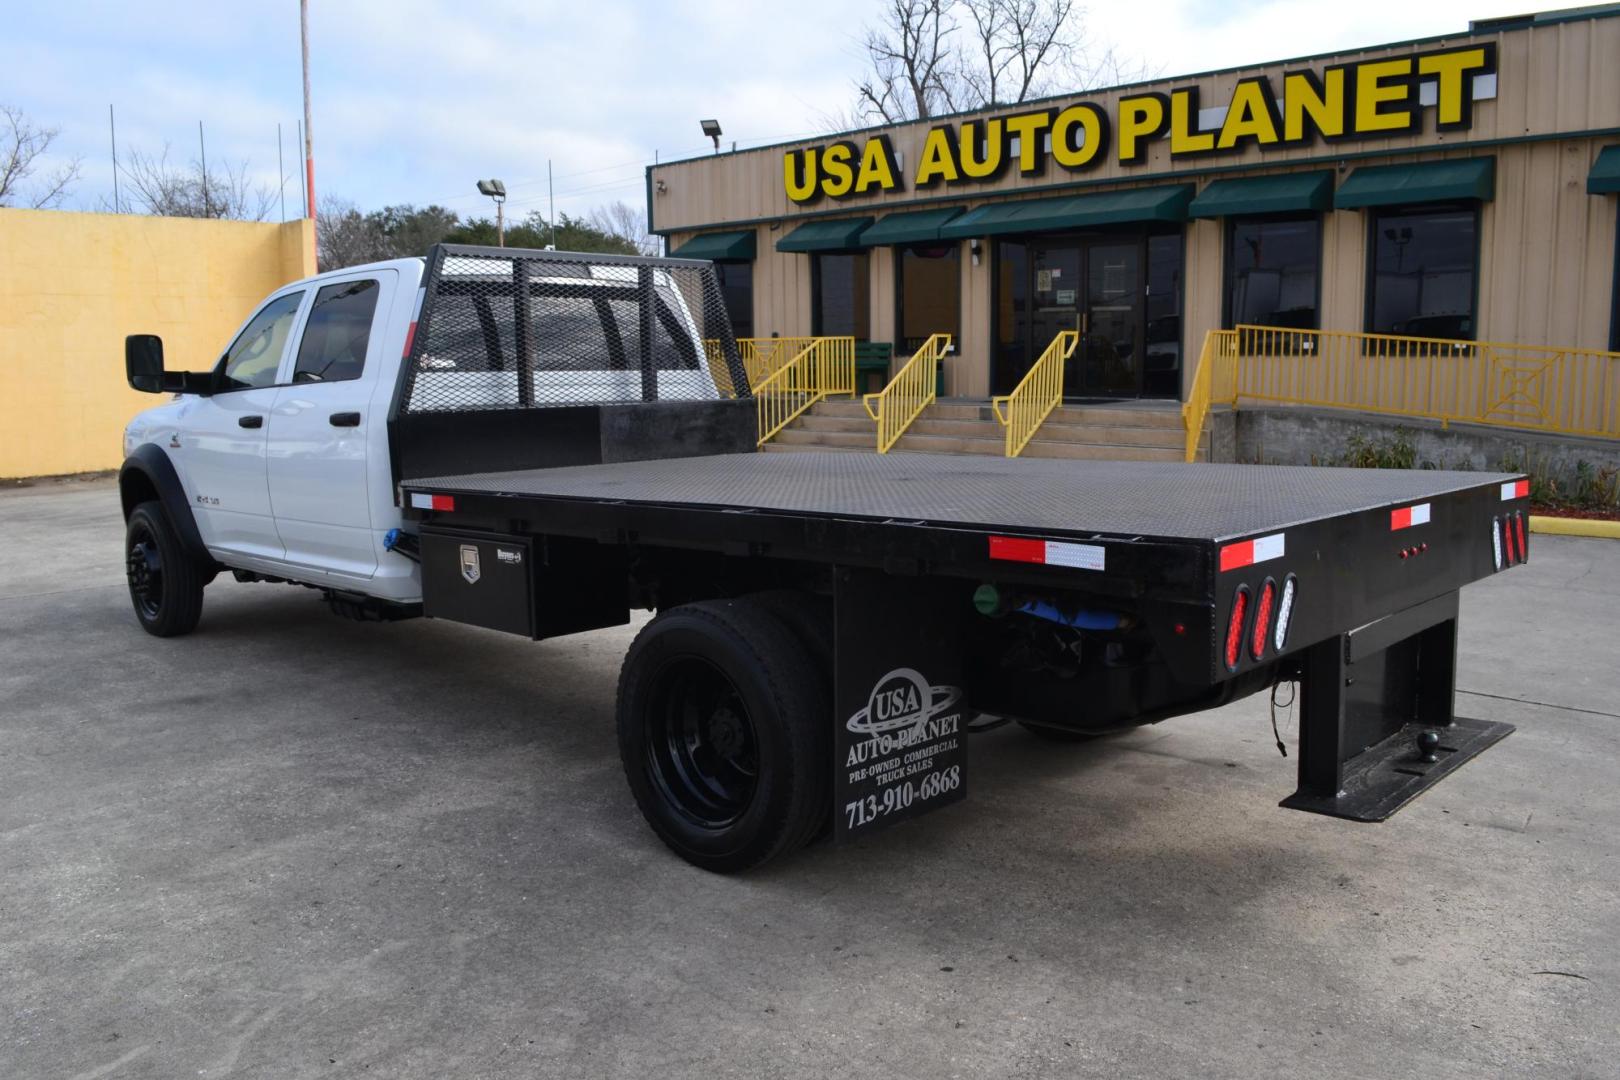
[{"x1": 293, "y1": 279, "x2": 383, "y2": 383}]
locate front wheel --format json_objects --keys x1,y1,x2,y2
[
  {"x1": 125, "y1": 501, "x2": 205, "y2": 637},
  {"x1": 616, "y1": 598, "x2": 830, "y2": 872}
]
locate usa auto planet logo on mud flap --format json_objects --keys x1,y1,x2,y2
[{"x1": 842, "y1": 668, "x2": 965, "y2": 833}]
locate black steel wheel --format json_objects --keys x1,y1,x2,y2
[
  {"x1": 617, "y1": 598, "x2": 830, "y2": 872},
  {"x1": 125, "y1": 501, "x2": 205, "y2": 637}
]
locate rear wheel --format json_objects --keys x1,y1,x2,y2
[
  {"x1": 125, "y1": 501, "x2": 205, "y2": 637},
  {"x1": 617, "y1": 598, "x2": 830, "y2": 872}
]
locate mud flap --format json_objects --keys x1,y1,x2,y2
[
  {"x1": 1281, "y1": 591, "x2": 1513, "y2": 821},
  {"x1": 832, "y1": 568, "x2": 969, "y2": 842}
]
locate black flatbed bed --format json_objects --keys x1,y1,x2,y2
[{"x1": 402, "y1": 451, "x2": 1516, "y2": 544}]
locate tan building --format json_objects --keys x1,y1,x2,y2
[{"x1": 649, "y1": 5, "x2": 1620, "y2": 403}]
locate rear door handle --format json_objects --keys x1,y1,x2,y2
[
  {"x1": 329, "y1": 412, "x2": 361, "y2": 427},
  {"x1": 238, "y1": 415, "x2": 264, "y2": 429}
]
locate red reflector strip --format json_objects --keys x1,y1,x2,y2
[
  {"x1": 1515, "y1": 511, "x2": 1527, "y2": 561},
  {"x1": 1502, "y1": 515, "x2": 1516, "y2": 565},
  {"x1": 1219, "y1": 532, "x2": 1285, "y2": 573},
  {"x1": 1500, "y1": 479, "x2": 1530, "y2": 501},
  {"x1": 1390, "y1": 502, "x2": 1431, "y2": 530},
  {"x1": 402, "y1": 320, "x2": 418, "y2": 358},
  {"x1": 1250, "y1": 579, "x2": 1276, "y2": 660},
  {"x1": 1225, "y1": 587, "x2": 1250, "y2": 671},
  {"x1": 409, "y1": 493, "x2": 455, "y2": 512},
  {"x1": 988, "y1": 536, "x2": 1106, "y2": 571}
]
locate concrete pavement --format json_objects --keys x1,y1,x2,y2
[{"x1": 2, "y1": 478, "x2": 1617, "y2": 1079}]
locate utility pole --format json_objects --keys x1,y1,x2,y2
[
  {"x1": 548, "y1": 159, "x2": 556, "y2": 250},
  {"x1": 301, "y1": 0, "x2": 315, "y2": 221},
  {"x1": 108, "y1": 105, "x2": 119, "y2": 213},
  {"x1": 199, "y1": 121, "x2": 210, "y2": 217},
  {"x1": 277, "y1": 122, "x2": 285, "y2": 223}
]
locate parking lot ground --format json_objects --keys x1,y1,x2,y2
[{"x1": 2, "y1": 477, "x2": 1618, "y2": 1079}]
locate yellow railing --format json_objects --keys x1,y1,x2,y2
[
  {"x1": 862, "y1": 334, "x2": 953, "y2": 453},
  {"x1": 991, "y1": 331, "x2": 1079, "y2": 457},
  {"x1": 705, "y1": 336, "x2": 821, "y2": 395},
  {"x1": 1180, "y1": 329, "x2": 1238, "y2": 462},
  {"x1": 754, "y1": 336, "x2": 856, "y2": 444},
  {"x1": 1180, "y1": 324, "x2": 1620, "y2": 461}
]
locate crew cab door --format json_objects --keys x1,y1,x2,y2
[
  {"x1": 265, "y1": 271, "x2": 394, "y2": 580},
  {"x1": 177, "y1": 288, "x2": 306, "y2": 562}
]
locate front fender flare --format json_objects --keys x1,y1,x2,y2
[{"x1": 119, "y1": 445, "x2": 212, "y2": 564}]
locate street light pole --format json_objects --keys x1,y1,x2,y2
[
  {"x1": 477, "y1": 180, "x2": 508, "y2": 246},
  {"x1": 300, "y1": 0, "x2": 315, "y2": 221}
]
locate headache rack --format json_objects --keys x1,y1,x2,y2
[
  {"x1": 398, "y1": 244, "x2": 751, "y2": 413},
  {"x1": 387, "y1": 245, "x2": 758, "y2": 483}
]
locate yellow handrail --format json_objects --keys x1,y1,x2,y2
[
  {"x1": 1180, "y1": 329, "x2": 1238, "y2": 462},
  {"x1": 1180, "y1": 324, "x2": 1620, "y2": 456},
  {"x1": 861, "y1": 334, "x2": 953, "y2": 453},
  {"x1": 754, "y1": 336, "x2": 856, "y2": 444},
  {"x1": 704, "y1": 336, "x2": 821, "y2": 395},
  {"x1": 990, "y1": 331, "x2": 1079, "y2": 457}
]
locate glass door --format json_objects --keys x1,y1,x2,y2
[
  {"x1": 1029, "y1": 242, "x2": 1084, "y2": 387},
  {"x1": 1077, "y1": 241, "x2": 1142, "y2": 396}
]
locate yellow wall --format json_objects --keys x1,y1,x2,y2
[{"x1": 0, "y1": 209, "x2": 315, "y2": 478}]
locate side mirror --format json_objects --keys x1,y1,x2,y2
[{"x1": 126, "y1": 334, "x2": 166, "y2": 393}]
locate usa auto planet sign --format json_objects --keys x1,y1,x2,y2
[{"x1": 839, "y1": 667, "x2": 966, "y2": 838}]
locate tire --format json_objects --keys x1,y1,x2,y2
[
  {"x1": 616, "y1": 597, "x2": 830, "y2": 872},
  {"x1": 125, "y1": 500, "x2": 205, "y2": 637},
  {"x1": 751, "y1": 589, "x2": 833, "y2": 672}
]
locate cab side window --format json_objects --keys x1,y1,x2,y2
[
  {"x1": 293, "y1": 279, "x2": 381, "y2": 383},
  {"x1": 219, "y1": 292, "x2": 304, "y2": 391}
]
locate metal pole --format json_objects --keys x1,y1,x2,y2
[
  {"x1": 277, "y1": 122, "x2": 285, "y2": 222},
  {"x1": 301, "y1": 0, "x2": 316, "y2": 221},
  {"x1": 198, "y1": 121, "x2": 209, "y2": 217},
  {"x1": 108, "y1": 105, "x2": 119, "y2": 213},
  {"x1": 296, "y1": 119, "x2": 307, "y2": 218},
  {"x1": 548, "y1": 159, "x2": 556, "y2": 250},
  {"x1": 496, "y1": 199, "x2": 504, "y2": 247}
]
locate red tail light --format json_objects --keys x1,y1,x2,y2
[
  {"x1": 1225, "y1": 585, "x2": 1250, "y2": 671},
  {"x1": 1250, "y1": 578, "x2": 1276, "y2": 660},
  {"x1": 1515, "y1": 511, "x2": 1527, "y2": 563},
  {"x1": 1501, "y1": 515, "x2": 1516, "y2": 566}
]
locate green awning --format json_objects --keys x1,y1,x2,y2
[
  {"x1": 776, "y1": 216, "x2": 874, "y2": 253},
  {"x1": 859, "y1": 206, "x2": 966, "y2": 246},
  {"x1": 1334, "y1": 157, "x2": 1495, "y2": 209},
  {"x1": 670, "y1": 229, "x2": 756, "y2": 261},
  {"x1": 937, "y1": 185, "x2": 1194, "y2": 240},
  {"x1": 1588, "y1": 146, "x2": 1620, "y2": 194},
  {"x1": 1188, "y1": 171, "x2": 1334, "y2": 219}
]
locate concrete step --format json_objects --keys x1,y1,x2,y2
[
  {"x1": 760, "y1": 442, "x2": 872, "y2": 453},
  {"x1": 890, "y1": 433, "x2": 1008, "y2": 456},
  {"x1": 771, "y1": 428, "x2": 878, "y2": 450},
  {"x1": 1044, "y1": 406, "x2": 1186, "y2": 430}
]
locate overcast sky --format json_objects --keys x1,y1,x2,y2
[{"x1": 5, "y1": 0, "x2": 1536, "y2": 225}]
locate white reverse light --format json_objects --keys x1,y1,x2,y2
[
  {"x1": 1491, "y1": 516, "x2": 1503, "y2": 571},
  {"x1": 1273, "y1": 575, "x2": 1297, "y2": 652}
]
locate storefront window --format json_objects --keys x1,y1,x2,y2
[
  {"x1": 1367, "y1": 206, "x2": 1479, "y2": 339},
  {"x1": 713, "y1": 262, "x2": 753, "y2": 340},
  {"x1": 895, "y1": 244, "x2": 961, "y2": 355},
  {"x1": 812, "y1": 252, "x2": 870, "y2": 339},
  {"x1": 1225, "y1": 217, "x2": 1319, "y2": 330},
  {"x1": 1145, "y1": 234, "x2": 1183, "y2": 398}
]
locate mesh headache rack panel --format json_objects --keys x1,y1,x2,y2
[{"x1": 399, "y1": 244, "x2": 750, "y2": 413}]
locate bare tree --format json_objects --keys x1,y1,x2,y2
[
  {"x1": 587, "y1": 200, "x2": 658, "y2": 256},
  {"x1": 847, "y1": 0, "x2": 1149, "y2": 126},
  {"x1": 856, "y1": 0, "x2": 959, "y2": 124},
  {"x1": 120, "y1": 145, "x2": 275, "y2": 221},
  {"x1": 316, "y1": 196, "x2": 390, "y2": 271},
  {"x1": 0, "y1": 105, "x2": 82, "y2": 209}
]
